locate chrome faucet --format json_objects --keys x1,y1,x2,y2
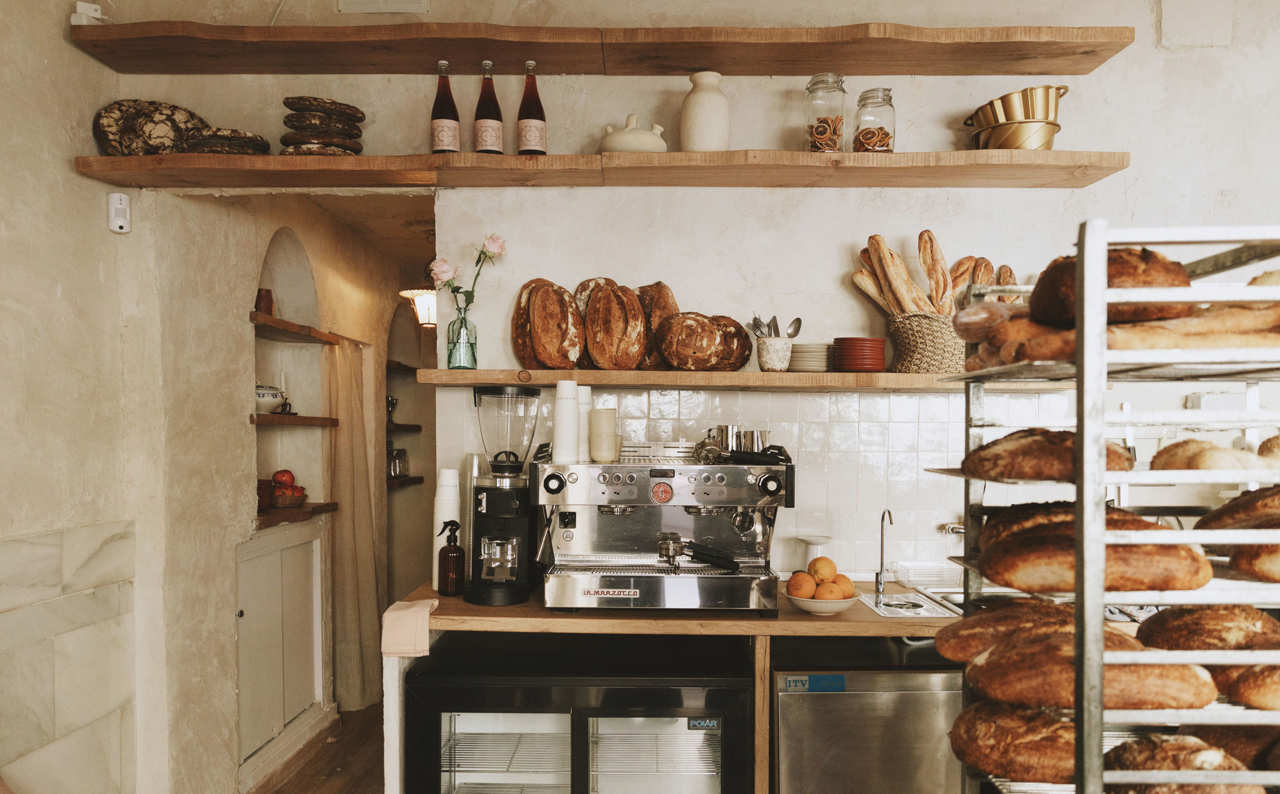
[{"x1": 876, "y1": 509, "x2": 893, "y2": 608}]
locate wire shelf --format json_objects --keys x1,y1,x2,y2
[
  {"x1": 1103, "y1": 649, "x2": 1280, "y2": 664},
  {"x1": 441, "y1": 733, "x2": 570, "y2": 774},
  {"x1": 589, "y1": 733, "x2": 722, "y2": 776},
  {"x1": 1105, "y1": 529, "x2": 1280, "y2": 544},
  {"x1": 971, "y1": 409, "x2": 1280, "y2": 430},
  {"x1": 946, "y1": 359, "x2": 1280, "y2": 384},
  {"x1": 926, "y1": 467, "x2": 1280, "y2": 486},
  {"x1": 1105, "y1": 701, "x2": 1280, "y2": 726}
]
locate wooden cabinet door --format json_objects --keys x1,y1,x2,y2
[
  {"x1": 280, "y1": 540, "x2": 317, "y2": 723},
  {"x1": 238, "y1": 551, "x2": 285, "y2": 761}
]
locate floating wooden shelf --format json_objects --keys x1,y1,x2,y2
[
  {"x1": 387, "y1": 475, "x2": 425, "y2": 491},
  {"x1": 416, "y1": 368, "x2": 1062, "y2": 392},
  {"x1": 257, "y1": 501, "x2": 338, "y2": 530},
  {"x1": 387, "y1": 359, "x2": 419, "y2": 376},
  {"x1": 251, "y1": 413, "x2": 339, "y2": 427},
  {"x1": 388, "y1": 422, "x2": 422, "y2": 433},
  {"x1": 251, "y1": 311, "x2": 340, "y2": 344},
  {"x1": 77, "y1": 150, "x2": 1128, "y2": 190},
  {"x1": 70, "y1": 20, "x2": 1131, "y2": 76}
]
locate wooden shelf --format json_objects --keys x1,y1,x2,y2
[
  {"x1": 415, "y1": 368, "x2": 1062, "y2": 392},
  {"x1": 251, "y1": 311, "x2": 340, "y2": 344},
  {"x1": 251, "y1": 413, "x2": 339, "y2": 427},
  {"x1": 388, "y1": 422, "x2": 422, "y2": 433},
  {"x1": 387, "y1": 475, "x2": 425, "y2": 491},
  {"x1": 70, "y1": 21, "x2": 1131, "y2": 76},
  {"x1": 387, "y1": 359, "x2": 418, "y2": 376},
  {"x1": 77, "y1": 150, "x2": 1128, "y2": 190},
  {"x1": 257, "y1": 501, "x2": 338, "y2": 530}
]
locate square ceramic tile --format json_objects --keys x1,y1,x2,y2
[
  {"x1": 621, "y1": 419, "x2": 648, "y2": 443},
  {"x1": 1038, "y1": 392, "x2": 1073, "y2": 423},
  {"x1": 769, "y1": 394, "x2": 800, "y2": 423},
  {"x1": 918, "y1": 422, "x2": 950, "y2": 452},
  {"x1": 888, "y1": 422, "x2": 918, "y2": 452},
  {"x1": 918, "y1": 394, "x2": 949, "y2": 422},
  {"x1": 648, "y1": 420, "x2": 675, "y2": 441},
  {"x1": 0, "y1": 641, "x2": 54, "y2": 766},
  {"x1": 593, "y1": 391, "x2": 618, "y2": 410},
  {"x1": 738, "y1": 392, "x2": 770, "y2": 422},
  {"x1": 648, "y1": 390, "x2": 679, "y2": 419},
  {"x1": 949, "y1": 424, "x2": 967, "y2": 454},
  {"x1": 861, "y1": 393, "x2": 890, "y2": 422},
  {"x1": 795, "y1": 394, "x2": 829, "y2": 422},
  {"x1": 769, "y1": 422, "x2": 799, "y2": 449},
  {"x1": 0, "y1": 534, "x2": 61, "y2": 612},
  {"x1": 678, "y1": 390, "x2": 707, "y2": 419},
  {"x1": 889, "y1": 394, "x2": 920, "y2": 422},
  {"x1": 619, "y1": 392, "x2": 648, "y2": 419},
  {"x1": 677, "y1": 420, "x2": 701, "y2": 442},
  {"x1": 859, "y1": 423, "x2": 889, "y2": 452},
  {"x1": 949, "y1": 393, "x2": 967, "y2": 422},
  {"x1": 1006, "y1": 395, "x2": 1039, "y2": 427},
  {"x1": 829, "y1": 394, "x2": 860, "y2": 425},
  {"x1": 800, "y1": 422, "x2": 828, "y2": 453},
  {"x1": 62, "y1": 522, "x2": 133, "y2": 594},
  {"x1": 828, "y1": 422, "x2": 859, "y2": 452},
  {"x1": 53, "y1": 614, "x2": 133, "y2": 736},
  {"x1": 710, "y1": 391, "x2": 740, "y2": 422},
  {"x1": 856, "y1": 453, "x2": 888, "y2": 498}
]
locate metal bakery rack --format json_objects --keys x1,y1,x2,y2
[{"x1": 937, "y1": 221, "x2": 1280, "y2": 793}]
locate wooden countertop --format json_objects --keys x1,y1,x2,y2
[{"x1": 401, "y1": 581, "x2": 955, "y2": 637}]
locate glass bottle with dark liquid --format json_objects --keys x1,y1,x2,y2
[
  {"x1": 430, "y1": 59, "x2": 460, "y2": 154},
  {"x1": 517, "y1": 60, "x2": 547, "y2": 155},
  {"x1": 474, "y1": 59, "x2": 504, "y2": 154},
  {"x1": 437, "y1": 520, "x2": 464, "y2": 596}
]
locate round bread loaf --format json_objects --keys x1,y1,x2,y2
[
  {"x1": 184, "y1": 128, "x2": 271, "y2": 154},
  {"x1": 510, "y1": 278, "x2": 553, "y2": 369},
  {"x1": 710, "y1": 316, "x2": 752, "y2": 371},
  {"x1": 636, "y1": 282, "x2": 679, "y2": 370},
  {"x1": 966, "y1": 631, "x2": 1217, "y2": 710},
  {"x1": 1139, "y1": 606, "x2": 1280, "y2": 690},
  {"x1": 1177, "y1": 725, "x2": 1280, "y2": 769},
  {"x1": 528, "y1": 283, "x2": 583, "y2": 369},
  {"x1": 1198, "y1": 486, "x2": 1280, "y2": 530},
  {"x1": 571, "y1": 278, "x2": 617, "y2": 370},
  {"x1": 280, "y1": 131, "x2": 363, "y2": 153},
  {"x1": 1029, "y1": 247, "x2": 1193, "y2": 328},
  {"x1": 93, "y1": 100, "x2": 211, "y2": 156},
  {"x1": 283, "y1": 96, "x2": 366, "y2": 122},
  {"x1": 657, "y1": 313, "x2": 723, "y2": 371},
  {"x1": 948, "y1": 700, "x2": 1074, "y2": 783},
  {"x1": 935, "y1": 600, "x2": 1076, "y2": 662},
  {"x1": 279, "y1": 144, "x2": 355, "y2": 156},
  {"x1": 1260, "y1": 435, "x2": 1280, "y2": 459},
  {"x1": 980, "y1": 502, "x2": 1157, "y2": 552},
  {"x1": 282, "y1": 112, "x2": 362, "y2": 138},
  {"x1": 585, "y1": 283, "x2": 646, "y2": 370},
  {"x1": 978, "y1": 522, "x2": 1212, "y2": 593},
  {"x1": 1105, "y1": 734, "x2": 1264, "y2": 794},
  {"x1": 1231, "y1": 545, "x2": 1280, "y2": 583},
  {"x1": 961, "y1": 428, "x2": 1134, "y2": 482}
]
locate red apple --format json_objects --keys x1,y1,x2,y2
[{"x1": 271, "y1": 469, "x2": 295, "y2": 486}]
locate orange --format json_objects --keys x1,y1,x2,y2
[
  {"x1": 814, "y1": 582, "x2": 844, "y2": 600},
  {"x1": 786, "y1": 572, "x2": 817, "y2": 598},
  {"x1": 832, "y1": 574, "x2": 855, "y2": 599},
  {"x1": 807, "y1": 556, "x2": 838, "y2": 584}
]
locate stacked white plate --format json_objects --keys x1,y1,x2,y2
[{"x1": 788, "y1": 343, "x2": 832, "y2": 372}]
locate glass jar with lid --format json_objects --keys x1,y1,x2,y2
[
  {"x1": 853, "y1": 88, "x2": 895, "y2": 152},
  {"x1": 804, "y1": 73, "x2": 846, "y2": 152}
]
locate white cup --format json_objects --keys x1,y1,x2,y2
[{"x1": 589, "y1": 408, "x2": 620, "y2": 463}]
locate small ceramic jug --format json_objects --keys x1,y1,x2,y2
[
  {"x1": 680, "y1": 71, "x2": 730, "y2": 151},
  {"x1": 600, "y1": 114, "x2": 667, "y2": 153}
]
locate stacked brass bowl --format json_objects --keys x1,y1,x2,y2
[{"x1": 964, "y1": 85, "x2": 1068, "y2": 150}]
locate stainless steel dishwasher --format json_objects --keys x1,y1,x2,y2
[{"x1": 773, "y1": 637, "x2": 963, "y2": 794}]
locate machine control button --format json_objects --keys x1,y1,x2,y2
[
  {"x1": 651, "y1": 482, "x2": 674, "y2": 504},
  {"x1": 701, "y1": 473, "x2": 713, "y2": 484},
  {"x1": 597, "y1": 473, "x2": 608, "y2": 484},
  {"x1": 567, "y1": 472, "x2": 578, "y2": 484},
  {"x1": 626, "y1": 473, "x2": 638, "y2": 484},
  {"x1": 611, "y1": 473, "x2": 624, "y2": 484},
  {"x1": 714, "y1": 473, "x2": 727, "y2": 484},
  {"x1": 543, "y1": 473, "x2": 566, "y2": 494},
  {"x1": 561, "y1": 530, "x2": 575, "y2": 542},
  {"x1": 758, "y1": 474, "x2": 783, "y2": 496},
  {"x1": 688, "y1": 475, "x2": 696, "y2": 484}
]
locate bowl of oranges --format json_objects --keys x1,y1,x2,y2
[{"x1": 785, "y1": 556, "x2": 857, "y2": 615}]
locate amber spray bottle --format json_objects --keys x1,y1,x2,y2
[{"x1": 437, "y1": 520, "x2": 464, "y2": 596}]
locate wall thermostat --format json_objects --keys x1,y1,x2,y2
[{"x1": 108, "y1": 192, "x2": 130, "y2": 234}]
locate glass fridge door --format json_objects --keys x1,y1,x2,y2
[
  {"x1": 584, "y1": 716, "x2": 723, "y2": 794},
  {"x1": 440, "y1": 712, "x2": 571, "y2": 794}
]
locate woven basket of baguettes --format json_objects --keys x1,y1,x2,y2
[{"x1": 887, "y1": 312, "x2": 965, "y2": 373}]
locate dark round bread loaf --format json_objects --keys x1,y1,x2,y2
[
  {"x1": 282, "y1": 112, "x2": 362, "y2": 138},
  {"x1": 949, "y1": 701, "x2": 1074, "y2": 783},
  {"x1": 1105, "y1": 734, "x2": 1264, "y2": 794},
  {"x1": 657, "y1": 313, "x2": 723, "y2": 371},
  {"x1": 960, "y1": 428, "x2": 1135, "y2": 482},
  {"x1": 1029, "y1": 247, "x2": 1193, "y2": 328},
  {"x1": 1177, "y1": 725, "x2": 1280, "y2": 770},
  {"x1": 280, "y1": 131, "x2": 363, "y2": 153},
  {"x1": 1139, "y1": 606, "x2": 1280, "y2": 690},
  {"x1": 283, "y1": 96, "x2": 366, "y2": 122},
  {"x1": 636, "y1": 282, "x2": 679, "y2": 370},
  {"x1": 93, "y1": 99, "x2": 211, "y2": 156},
  {"x1": 528, "y1": 283, "x2": 583, "y2": 369},
  {"x1": 980, "y1": 502, "x2": 1156, "y2": 552},
  {"x1": 966, "y1": 631, "x2": 1217, "y2": 709},
  {"x1": 585, "y1": 283, "x2": 646, "y2": 370},
  {"x1": 935, "y1": 599, "x2": 1076, "y2": 662},
  {"x1": 184, "y1": 128, "x2": 270, "y2": 154},
  {"x1": 511, "y1": 278, "x2": 554, "y2": 369},
  {"x1": 710, "y1": 316, "x2": 752, "y2": 371}
]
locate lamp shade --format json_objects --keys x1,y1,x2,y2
[{"x1": 398, "y1": 286, "x2": 438, "y2": 327}]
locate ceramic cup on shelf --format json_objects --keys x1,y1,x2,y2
[
  {"x1": 680, "y1": 71, "x2": 730, "y2": 151},
  {"x1": 588, "y1": 408, "x2": 620, "y2": 463},
  {"x1": 757, "y1": 338, "x2": 793, "y2": 372}
]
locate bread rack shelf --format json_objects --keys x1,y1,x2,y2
[
  {"x1": 928, "y1": 466, "x2": 1280, "y2": 486},
  {"x1": 948, "y1": 222, "x2": 1280, "y2": 794}
]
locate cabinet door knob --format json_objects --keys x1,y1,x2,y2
[{"x1": 236, "y1": 609, "x2": 245, "y2": 618}]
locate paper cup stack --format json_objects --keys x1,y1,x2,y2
[
  {"x1": 789, "y1": 343, "x2": 833, "y2": 372},
  {"x1": 833, "y1": 337, "x2": 886, "y2": 372}
]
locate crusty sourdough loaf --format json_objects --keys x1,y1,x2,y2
[
  {"x1": 978, "y1": 522, "x2": 1212, "y2": 593},
  {"x1": 1176, "y1": 725, "x2": 1280, "y2": 770},
  {"x1": 1231, "y1": 545, "x2": 1280, "y2": 584},
  {"x1": 966, "y1": 631, "x2": 1217, "y2": 710},
  {"x1": 1213, "y1": 634, "x2": 1280, "y2": 711},
  {"x1": 1152, "y1": 438, "x2": 1280, "y2": 471},
  {"x1": 1104, "y1": 734, "x2": 1265, "y2": 794},
  {"x1": 936, "y1": 600, "x2": 1078, "y2": 662},
  {"x1": 528, "y1": 282, "x2": 584, "y2": 369},
  {"x1": 960, "y1": 428, "x2": 1134, "y2": 482},
  {"x1": 584, "y1": 283, "x2": 646, "y2": 370},
  {"x1": 979, "y1": 501, "x2": 1155, "y2": 553},
  {"x1": 1260, "y1": 435, "x2": 1280, "y2": 459},
  {"x1": 1029, "y1": 247, "x2": 1193, "y2": 328},
  {"x1": 573, "y1": 277, "x2": 616, "y2": 319},
  {"x1": 636, "y1": 282, "x2": 679, "y2": 370},
  {"x1": 948, "y1": 700, "x2": 1074, "y2": 783},
  {"x1": 656, "y1": 312, "x2": 723, "y2": 371},
  {"x1": 511, "y1": 278, "x2": 553, "y2": 369},
  {"x1": 1198, "y1": 486, "x2": 1280, "y2": 530},
  {"x1": 710, "y1": 315, "x2": 752, "y2": 371},
  {"x1": 1137, "y1": 605, "x2": 1280, "y2": 690}
]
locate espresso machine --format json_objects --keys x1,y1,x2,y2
[
  {"x1": 465, "y1": 386, "x2": 542, "y2": 606},
  {"x1": 531, "y1": 441, "x2": 794, "y2": 615}
]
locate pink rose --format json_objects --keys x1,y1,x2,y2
[
  {"x1": 481, "y1": 234, "x2": 506, "y2": 258},
  {"x1": 429, "y1": 257, "x2": 457, "y2": 286}
]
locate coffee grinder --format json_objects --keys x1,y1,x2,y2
[{"x1": 465, "y1": 386, "x2": 541, "y2": 606}]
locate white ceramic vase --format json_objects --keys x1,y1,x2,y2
[{"x1": 679, "y1": 71, "x2": 730, "y2": 151}]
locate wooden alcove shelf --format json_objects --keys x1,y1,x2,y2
[
  {"x1": 257, "y1": 501, "x2": 338, "y2": 529},
  {"x1": 251, "y1": 311, "x2": 340, "y2": 344},
  {"x1": 387, "y1": 475, "x2": 425, "y2": 491},
  {"x1": 251, "y1": 414, "x2": 339, "y2": 427},
  {"x1": 77, "y1": 150, "x2": 1128, "y2": 190},
  {"x1": 70, "y1": 21, "x2": 1132, "y2": 75}
]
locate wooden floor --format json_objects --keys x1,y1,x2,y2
[{"x1": 273, "y1": 705, "x2": 383, "y2": 794}]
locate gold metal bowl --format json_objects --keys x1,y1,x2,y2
[
  {"x1": 965, "y1": 85, "x2": 1069, "y2": 128},
  {"x1": 970, "y1": 120, "x2": 1061, "y2": 150}
]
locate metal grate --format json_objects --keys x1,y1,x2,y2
[
  {"x1": 590, "y1": 733, "x2": 722, "y2": 776},
  {"x1": 440, "y1": 733, "x2": 570, "y2": 773}
]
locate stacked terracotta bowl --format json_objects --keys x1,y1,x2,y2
[
  {"x1": 789, "y1": 343, "x2": 833, "y2": 372},
  {"x1": 833, "y1": 337, "x2": 885, "y2": 372},
  {"x1": 964, "y1": 85, "x2": 1068, "y2": 150}
]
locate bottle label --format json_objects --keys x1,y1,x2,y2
[
  {"x1": 474, "y1": 119, "x2": 503, "y2": 153},
  {"x1": 431, "y1": 119, "x2": 460, "y2": 152},
  {"x1": 518, "y1": 119, "x2": 548, "y2": 153}
]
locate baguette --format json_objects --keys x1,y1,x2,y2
[
  {"x1": 891, "y1": 247, "x2": 936, "y2": 313},
  {"x1": 996, "y1": 264, "x2": 1018, "y2": 303},
  {"x1": 862, "y1": 244, "x2": 902, "y2": 314},
  {"x1": 851, "y1": 268, "x2": 892, "y2": 314},
  {"x1": 951, "y1": 256, "x2": 976, "y2": 295},
  {"x1": 973, "y1": 257, "x2": 995, "y2": 286},
  {"x1": 870, "y1": 235, "x2": 932, "y2": 314},
  {"x1": 919, "y1": 230, "x2": 952, "y2": 314}
]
